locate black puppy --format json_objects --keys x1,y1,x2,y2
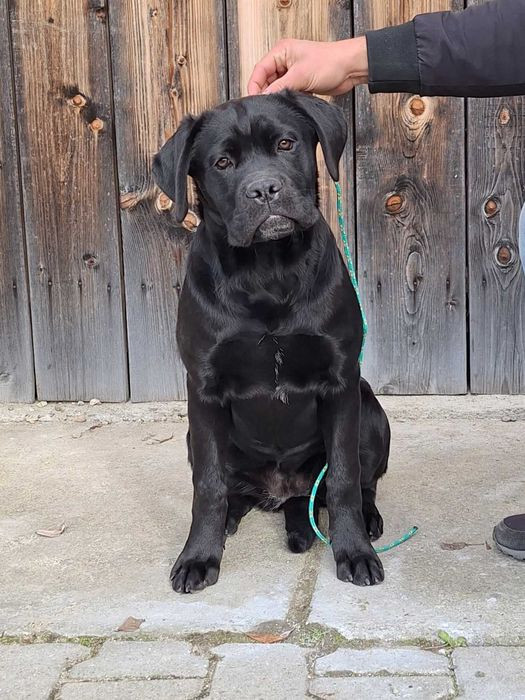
[{"x1": 153, "y1": 91, "x2": 390, "y2": 593}]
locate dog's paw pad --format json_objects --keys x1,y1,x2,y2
[
  {"x1": 170, "y1": 557, "x2": 220, "y2": 594},
  {"x1": 287, "y1": 530, "x2": 315, "y2": 553},
  {"x1": 336, "y1": 552, "x2": 384, "y2": 586}
]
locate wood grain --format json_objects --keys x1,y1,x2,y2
[
  {"x1": 9, "y1": 0, "x2": 128, "y2": 401},
  {"x1": 109, "y1": 0, "x2": 227, "y2": 401},
  {"x1": 226, "y1": 0, "x2": 354, "y2": 256},
  {"x1": 468, "y1": 96, "x2": 525, "y2": 393},
  {"x1": 355, "y1": 0, "x2": 467, "y2": 394},
  {"x1": 0, "y1": 0, "x2": 34, "y2": 402}
]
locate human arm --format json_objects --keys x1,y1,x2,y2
[
  {"x1": 367, "y1": 0, "x2": 525, "y2": 97},
  {"x1": 247, "y1": 0, "x2": 525, "y2": 98}
]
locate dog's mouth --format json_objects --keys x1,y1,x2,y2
[{"x1": 253, "y1": 215, "x2": 296, "y2": 243}]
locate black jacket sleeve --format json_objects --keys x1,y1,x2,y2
[{"x1": 366, "y1": 0, "x2": 525, "y2": 97}]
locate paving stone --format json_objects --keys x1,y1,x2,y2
[
  {"x1": 68, "y1": 640, "x2": 207, "y2": 680},
  {"x1": 453, "y1": 647, "x2": 525, "y2": 699},
  {"x1": 209, "y1": 643, "x2": 306, "y2": 699},
  {"x1": 309, "y1": 420, "x2": 525, "y2": 643},
  {"x1": 0, "y1": 643, "x2": 89, "y2": 699},
  {"x1": 309, "y1": 676, "x2": 454, "y2": 699},
  {"x1": 59, "y1": 678, "x2": 203, "y2": 699},
  {"x1": 315, "y1": 647, "x2": 449, "y2": 675},
  {"x1": 0, "y1": 422, "x2": 304, "y2": 636}
]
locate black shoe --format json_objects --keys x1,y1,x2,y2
[{"x1": 493, "y1": 514, "x2": 525, "y2": 561}]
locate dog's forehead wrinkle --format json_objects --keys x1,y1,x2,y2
[{"x1": 197, "y1": 100, "x2": 312, "y2": 150}]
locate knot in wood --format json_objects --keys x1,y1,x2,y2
[
  {"x1": 89, "y1": 118, "x2": 104, "y2": 133},
  {"x1": 83, "y1": 253, "x2": 99, "y2": 269},
  {"x1": 484, "y1": 198, "x2": 499, "y2": 217},
  {"x1": 120, "y1": 192, "x2": 141, "y2": 210},
  {"x1": 156, "y1": 192, "x2": 173, "y2": 212},
  {"x1": 95, "y1": 7, "x2": 106, "y2": 21},
  {"x1": 182, "y1": 210, "x2": 200, "y2": 231},
  {"x1": 495, "y1": 244, "x2": 513, "y2": 267},
  {"x1": 277, "y1": 0, "x2": 292, "y2": 7},
  {"x1": 499, "y1": 107, "x2": 511, "y2": 125},
  {"x1": 385, "y1": 193, "x2": 403, "y2": 214},
  {"x1": 177, "y1": 55, "x2": 187, "y2": 67},
  {"x1": 409, "y1": 97, "x2": 425, "y2": 116},
  {"x1": 150, "y1": 8, "x2": 158, "y2": 17},
  {"x1": 406, "y1": 250, "x2": 423, "y2": 293},
  {"x1": 70, "y1": 94, "x2": 86, "y2": 108}
]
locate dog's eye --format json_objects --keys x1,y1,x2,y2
[
  {"x1": 277, "y1": 138, "x2": 294, "y2": 151},
  {"x1": 215, "y1": 157, "x2": 232, "y2": 170}
]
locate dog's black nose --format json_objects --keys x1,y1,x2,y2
[{"x1": 245, "y1": 178, "x2": 282, "y2": 203}]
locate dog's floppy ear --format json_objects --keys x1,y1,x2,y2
[
  {"x1": 291, "y1": 93, "x2": 347, "y2": 181},
  {"x1": 152, "y1": 116, "x2": 197, "y2": 222}
]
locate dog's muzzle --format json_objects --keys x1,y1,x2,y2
[{"x1": 253, "y1": 215, "x2": 296, "y2": 243}]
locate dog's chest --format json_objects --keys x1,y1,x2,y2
[{"x1": 203, "y1": 331, "x2": 343, "y2": 401}]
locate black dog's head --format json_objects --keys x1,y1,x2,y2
[{"x1": 153, "y1": 91, "x2": 347, "y2": 247}]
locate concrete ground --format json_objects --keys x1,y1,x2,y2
[{"x1": 1, "y1": 396, "x2": 524, "y2": 699}]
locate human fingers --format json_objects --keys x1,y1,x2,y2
[
  {"x1": 262, "y1": 64, "x2": 311, "y2": 94},
  {"x1": 247, "y1": 51, "x2": 286, "y2": 95}
]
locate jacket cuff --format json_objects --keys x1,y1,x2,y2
[{"x1": 366, "y1": 21, "x2": 420, "y2": 94}]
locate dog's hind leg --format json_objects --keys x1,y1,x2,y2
[
  {"x1": 360, "y1": 453, "x2": 387, "y2": 542},
  {"x1": 225, "y1": 495, "x2": 254, "y2": 536},
  {"x1": 284, "y1": 496, "x2": 317, "y2": 553},
  {"x1": 360, "y1": 452, "x2": 387, "y2": 542},
  {"x1": 361, "y1": 483, "x2": 384, "y2": 541}
]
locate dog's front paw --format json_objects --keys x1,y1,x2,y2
[
  {"x1": 335, "y1": 550, "x2": 384, "y2": 586},
  {"x1": 170, "y1": 556, "x2": 220, "y2": 593}
]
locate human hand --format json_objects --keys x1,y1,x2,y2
[{"x1": 247, "y1": 36, "x2": 368, "y2": 96}]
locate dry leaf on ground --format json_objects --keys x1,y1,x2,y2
[
  {"x1": 116, "y1": 616, "x2": 145, "y2": 632},
  {"x1": 143, "y1": 433, "x2": 174, "y2": 445},
  {"x1": 440, "y1": 542, "x2": 485, "y2": 550},
  {"x1": 246, "y1": 630, "x2": 292, "y2": 644},
  {"x1": 36, "y1": 523, "x2": 66, "y2": 538},
  {"x1": 72, "y1": 422, "x2": 104, "y2": 439}
]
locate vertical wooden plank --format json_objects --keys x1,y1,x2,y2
[
  {"x1": 226, "y1": 0, "x2": 355, "y2": 256},
  {"x1": 109, "y1": 0, "x2": 227, "y2": 401},
  {"x1": 0, "y1": 0, "x2": 34, "y2": 402},
  {"x1": 10, "y1": 0, "x2": 128, "y2": 401},
  {"x1": 355, "y1": 0, "x2": 467, "y2": 394},
  {"x1": 468, "y1": 2, "x2": 525, "y2": 393}
]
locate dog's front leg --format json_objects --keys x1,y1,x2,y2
[
  {"x1": 320, "y1": 376, "x2": 384, "y2": 586},
  {"x1": 170, "y1": 382, "x2": 229, "y2": 593}
]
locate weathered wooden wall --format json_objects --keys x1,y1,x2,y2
[
  {"x1": 467, "y1": 0, "x2": 525, "y2": 394},
  {"x1": 0, "y1": 0, "x2": 34, "y2": 401},
  {"x1": 355, "y1": 0, "x2": 467, "y2": 394},
  {"x1": 468, "y1": 95, "x2": 525, "y2": 393},
  {"x1": 0, "y1": 0, "x2": 523, "y2": 401},
  {"x1": 9, "y1": 0, "x2": 128, "y2": 401}
]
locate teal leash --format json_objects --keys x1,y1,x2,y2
[
  {"x1": 307, "y1": 182, "x2": 418, "y2": 552},
  {"x1": 334, "y1": 182, "x2": 368, "y2": 364}
]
